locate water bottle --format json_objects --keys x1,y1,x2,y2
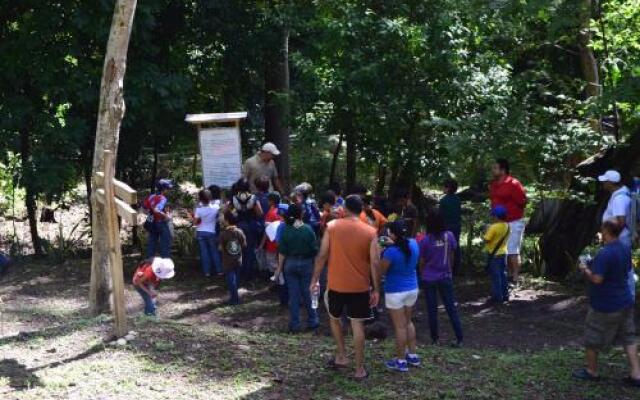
[
  {"x1": 311, "y1": 283, "x2": 320, "y2": 309},
  {"x1": 578, "y1": 254, "x2": 592, "y2": 267}
]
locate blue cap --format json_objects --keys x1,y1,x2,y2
[
  {"x1": 491, "y1": 205, "x2": 507, "y2": 219},
  {"x1": 157, "y1": 179, "x2": 173, "y2": 190},
  {"x1": 277, "y1": 203, "x2": 289, "y2": 215}
]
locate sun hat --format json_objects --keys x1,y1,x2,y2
[
  {"x1": 261, "y1": 142, "x2": 281, "y2": 156},
  {"x1": 598, "y1": 170, "x2": 621, "y2": 183},
  {"x1": 490, "y1": 205, "x2": 507, "y2": 220},
  {"x1": 151, "y1": 257, "x2": 175, "y2": 280}
]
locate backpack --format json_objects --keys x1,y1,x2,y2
[
  {"x1": 303, "y1": 199, "x2": 321, "y2": 231},
  {"x1": 612, "y1": 190, "x2": 640, "y2": 246}
]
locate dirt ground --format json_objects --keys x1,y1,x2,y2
[{"x1": 1, "y1": 256, "x2": 639, "y2": 400}]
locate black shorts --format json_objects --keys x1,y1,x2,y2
[{"x1": 325, "y1": 290, "x2": 373, "y2": 320}]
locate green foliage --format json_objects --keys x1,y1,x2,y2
[{"x1": 1, "y1": 0, "x2": 639, "y2": 215}]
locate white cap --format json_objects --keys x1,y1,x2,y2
[
  {"x1": 261, "y1": 142, "x2": 280, "y2": 156},
  {"x1": 598, "y1": 170, "x2": 621, "y2": 183},
  {"x1": 151, "y1": 257, "x2": 175, "y2": 279}
]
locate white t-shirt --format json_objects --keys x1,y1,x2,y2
[
  {"x1": 195, "y1": 202, "x2": 220, "y2": 234},
  {"x1": 603, "y1": 186, "x2": 631, "y2": 237}
]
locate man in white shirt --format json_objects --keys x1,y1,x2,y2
[
  {"x1": 599, "y1": 169, "x2": 637, "y2": 302},
  {"x1": 599, "y1": 170, "x2": 631, "y2": 247}
]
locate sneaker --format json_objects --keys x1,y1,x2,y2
[
  {"x1": 385, "y1": 359, "x2": 409, "y2": 372},
  {"x1": 405, "y1": 353, "x2": 421, "y2": 367}
]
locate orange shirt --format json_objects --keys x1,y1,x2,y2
[
  {"x1": 359, "y1": 209, "x2": 387, "y2": 233},
  {"x1": 326, "y1": 218, "x2": 377, "y2": 293}
]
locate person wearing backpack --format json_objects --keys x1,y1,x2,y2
[
  {"x1": 219, "y1": 209, "x2": 247, "y2": 305},
  {"x1": 143, "y1": 179, "x2": 173, "y2": 259},
  {"x1": 484, "y1": 206, "x2": 510, "y2": 303},
  {"x1": 294, "y1": 183, "x2": 321, "y2": 235},
  {"x1": 231, "y1": 178, "x2": 264, "y2": 284},
  {"x1": 419, "y1": 211, "x2": 463, "y2": 347},
  {"x1": 599, "y1": 170, "x2": 637, "y2": 302}
]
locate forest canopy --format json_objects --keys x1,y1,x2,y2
[{"x1": 1, "y1": 0, "x2": 639, "y2": 273}]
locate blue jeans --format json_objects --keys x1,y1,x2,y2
[
  {"x1": 196, "y1": 231, "x2": 221, "y2": 276},
  {"x1": 487, "y1": 255, "x2": 509, "y2": 302},
  {"x1": 147, "y1": 221, "x2": 171, "y2": 258},
  {"x1": 447, "y1": 225, "x2": 462, "y2": 275},
  {"x1": 135, "y1": 286, "x2": 156, "y2": 316},
  {"x1": 238, "y1": 221, "x2": 258, "y2": 283},
  {"x1": 226, "y1": 269, "x2": 239, "y2": 305},
  {"x1": 284, "y1": 257, "x2": 318, "y2": 331},
  {"x1": 424, "y1": 278, "x2": 463, "y2": 343}
]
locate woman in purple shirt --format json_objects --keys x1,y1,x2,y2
[{"x1": 419, "y1": 211, "x2": 463, "y2": 346}]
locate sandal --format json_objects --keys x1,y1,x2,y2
[
  {"x1": 326, "y1": 358, "x2": 348, "y2": 370},
  {"x1": 352, "y1": 368, "x2": 369, "y2": 381},
  {"x1": 624, "y1": 376, "x2": 640, "y2": 387},
  {"x1": 572, "y1": 368, "x2": 600, "y2": 381}
]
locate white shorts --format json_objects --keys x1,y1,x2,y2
[
  {"x1": 385, "y1": 289, "x2": 419, "y2": 310},
  {"x1": 507, "y1": 219, "x2": 526, "y2": 255}
]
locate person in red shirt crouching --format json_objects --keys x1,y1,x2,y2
[
  {"x1": 132, "y1": 257, "x2": 175, "y2": 316},
  {"x1": 489, "y1": 159, "x2": 527, "y2": 285}
]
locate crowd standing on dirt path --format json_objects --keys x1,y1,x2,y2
[{"x1": 133, "y1": 146, "x2": 637, "y2": 388}]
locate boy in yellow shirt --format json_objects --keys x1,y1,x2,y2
[{"x1": 484, "y1": 206, "x2": 510, "y2": 303}]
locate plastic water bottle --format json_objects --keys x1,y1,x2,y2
[{"x1": 311, "y1": 283, "x2": 320, "y2": 309}]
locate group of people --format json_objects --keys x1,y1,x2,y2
[{"x1": 132, "y1": 144, "x2": 638, "y2": 387}]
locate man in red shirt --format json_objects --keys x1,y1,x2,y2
[{"x1": 489, "y1": 159, "x2": 527, "y2": 285}]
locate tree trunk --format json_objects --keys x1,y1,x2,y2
[
  {"x1": 89, "y1": 0, "x2": 138, "y2": 315},
  {"x1": 375, "y1": 163, "x2": 387, "y2": 195},
  {"x1": 345, "y1": 124, "x2": 357, "y2": 191},
  {"x1": 19, "y1": 127, "x2": 42, "y2": 255},
  {"x1": 577, "y1": 0, "x2": 602, "y2": 134},
  {"x1": 264, "y1": 29, "x2": 291, "y2": 192},
  {"x1": 329, "y1": 131, "x2": 344, "y2": 185},
  {"x1": 537, "y1": 131, "x2": 640, "y2": 278},
  {"x1": 150, "y1": 138, "x2": 159, "y2": 192}
]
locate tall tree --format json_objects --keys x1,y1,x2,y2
[{"x1": 89, "y1": 0, "x2": 138, "y2": 314}]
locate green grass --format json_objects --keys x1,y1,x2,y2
[{"x1": 1, "y1": 258, "x2": 639, "y2": 399}]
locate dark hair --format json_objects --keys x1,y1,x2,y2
[
  {"x1": 443, "y1": 179, "x2": 459, "y2": 194},
  {"x1": 328, "y1": 181, "x2": 342, "y2": 195},
  {"x1": 232, "y1": 178, "x2": 251, "y2": 195},
  {"x1": 388, "y1": 219, "x2": 411, "y2": 261},
  {"x1": 254, "y1": 177, "x2": 270, "y2": 193},
  {"x1": 425, "y1": 211, "x2": 447, "y2": 236},
  {"x1": 224, "y1": 209, "x2": 239, "y2": 225},
  {"x1": 348, "y1": 183, "x2": 368, "y2": 196},
  {"x1": 495, "y1": 158, "x2": 510, "y2": 175},
  {"x1": 198, "y1": 189, "x2": 211, "y2": 205},
  {"x1": 320, "y1": 191, "x2": 337, "y2": 207},
  {"x1": 362, "y1": 193, "x2": 375, "y2": 220},
  {"x1": 267, "y1": 192, "x2": 281, "y2": 205},
  {"x1": 393, "y1": 187, "x2": 410, "y2": 201},
  {"x1": 285, "y1": 203, "x2": 303, "y2": 225},
  {"x1": 345, "y1": 195, "x2": 363, "y2": 215},
  {"x1": 208, "y1": 185, "x2": 221, "y2": 200},
  {"x1": 602, "y1": 220, "x2": 623, "y2": 237}
]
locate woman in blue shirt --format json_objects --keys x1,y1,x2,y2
[{"x1": 380, "y1": 219, "x2": 420, "y2": 373}]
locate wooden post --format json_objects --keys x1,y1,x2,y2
[{"x1": 102, "y1": 150, "x2": 127, "y2": 337}]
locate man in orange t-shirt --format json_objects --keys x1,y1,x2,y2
[{"x1": 311, "y1": 195, "x2": 381, "y2": 380}]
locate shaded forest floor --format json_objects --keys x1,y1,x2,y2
[{"x1": 1, "y1": 257, "x2": 639, "y2": 399}]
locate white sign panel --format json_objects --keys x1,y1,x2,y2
[{"x1": 199, "y1": 127, "x2": 243, "y2": 188}]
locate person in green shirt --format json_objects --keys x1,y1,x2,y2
[
  {"x1": 439, "y1": 179, "x2": 462, "y2": 275},
  {"x1": 275, "y1": 203, "x2": 319, "y2": 333}
]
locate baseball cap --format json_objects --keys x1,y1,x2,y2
[
  {"x1": 490, "y1": 205, "x2": 507, "y2": 219},
  {"x1": 156, "y1": 179, "x2": 173, "y2": 190},
  {"x1": 151, "y1": 257, "x2": 175, "y2": 280},
  {"x1": 261, "y1": 142, "x2": 280, "y2": 156},
  {"x1": 598, "y1": 170, "x2": 621, "y2": 183}
]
